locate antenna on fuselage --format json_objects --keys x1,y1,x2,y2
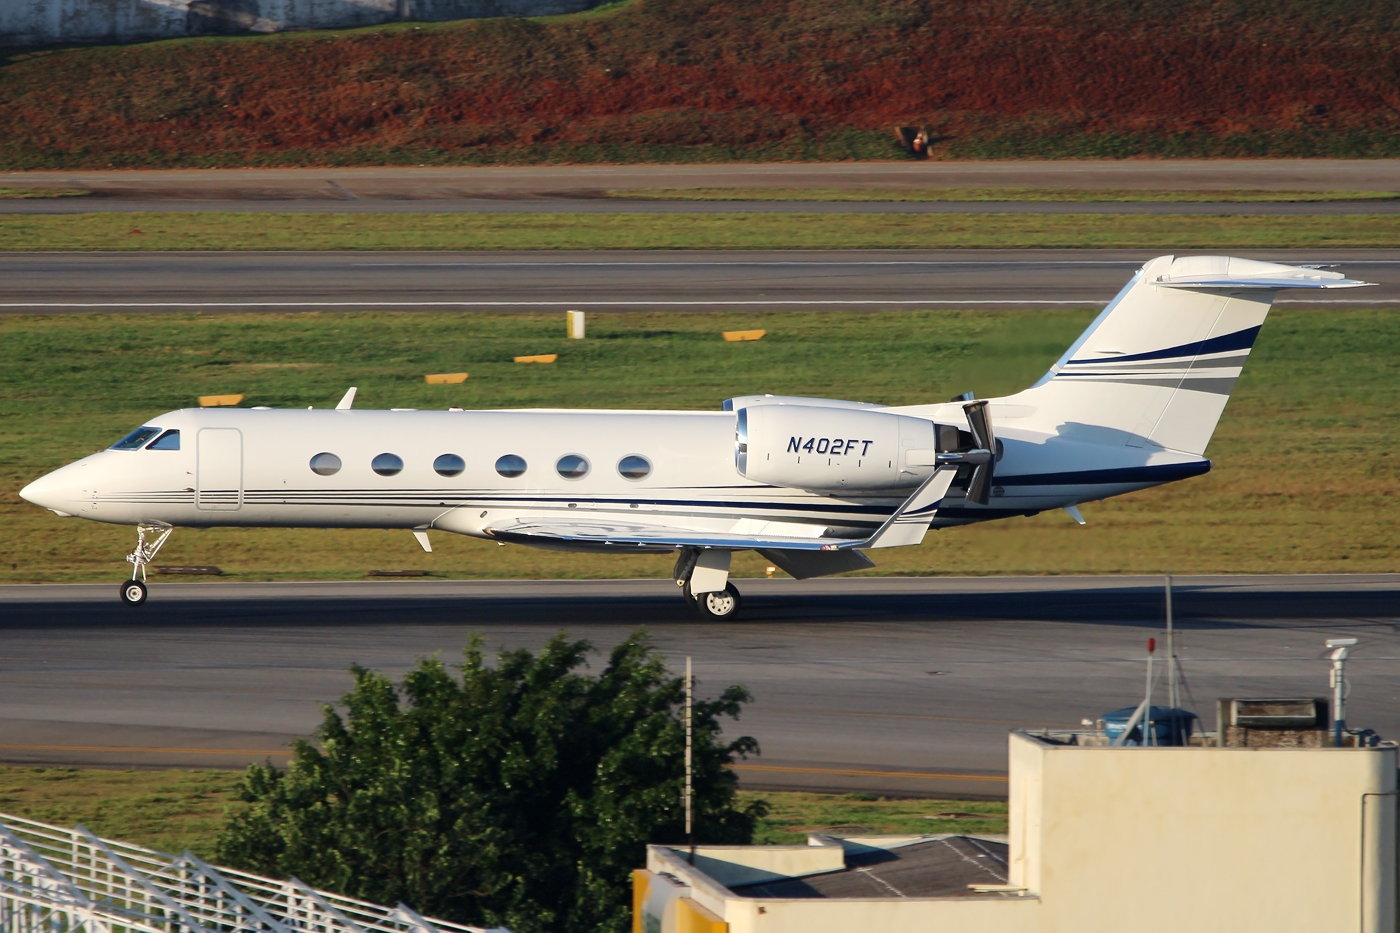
[{"x1": 335, "y1": 387, "x2": 357, "y2": 411}]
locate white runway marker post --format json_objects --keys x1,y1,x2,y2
[{"x1": 566, "y1": 309, "x2": 585, "y2": 339}]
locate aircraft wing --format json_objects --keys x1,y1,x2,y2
[
  {"x1": 485, "y1": 518, "x2": 858, "y2": 552},
  {"x1": 484, "y1": 468, "x2": 957, "y2": 554}
]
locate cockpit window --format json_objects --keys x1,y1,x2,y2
[
  {"x1": 147, "y1": 430, "x2": 180, "y2": 451},
  {"x1": 110, "y1": 426, "x2": 161, "y2": 450}
]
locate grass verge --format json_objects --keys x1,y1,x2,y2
[
  {"x1": 609, "y1": 188, "x2": 1400, "y2": 203},
  {"x1": 0, "y1": 767, "x2": 1005, "y2": 857},
  {"x1": 749, "y1": 791, "x2": 1008, "y2": 845},
  {"x1": 0, "y1": 188, "x2": 90, "y2": 199},
  {"x1": 0, "y1": 767, "x2": 241, "y2": 857},
  {"x1": 4, "y1": 212, "x2": 1400, "y2": 251},
  {"x1": 2, "y1": 308, "x2": 1396, "y2": 581}
]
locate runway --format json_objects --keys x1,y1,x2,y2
[
  {"x1": 4, "y1": 249, "x2": 1400, "y2": 312},
  {"x1": 7, "y1": 198, "x2": 1400, "y2": 215},
  {"x1": 2, "y1": 574, "x2": 1397, "y2": 797}
]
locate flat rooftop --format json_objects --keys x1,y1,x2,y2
[{"x1": 729, "y1": 836, "x2": 1010, "y2": 899}]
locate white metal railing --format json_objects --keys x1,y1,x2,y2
[{"x1": 0, "y1": 812, "x2": 506, "y2": 933}]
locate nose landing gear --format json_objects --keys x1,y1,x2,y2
[
  {"x1": 120, "y1": 522, "x2": 172, "y2": 606},
  {"x1": 120, "y1": 579, "x2": 148, "y2": 606}
]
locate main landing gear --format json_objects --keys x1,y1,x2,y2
[
  {"x1": 695, "y1": 583, "x2": 742, "y2": 621},
  {"x1": 120, "y1": 522, "x2": 173, "y2": 606},
  {"x1": 674, "y1": 547, "x2": 742, "y2": 621}
]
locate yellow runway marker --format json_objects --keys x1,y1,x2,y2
[
  {"x1": 198, "y1": 393, "x2": 244, "y2": 407},
  {"x1": 514, "y1": 354, "x2": 558, "y2": 364},
  {"x1": 424, "y1": 372, "x2": 469, "y2": 384},
  {"x1": 722, "y1": 329, "x2": 766, "y2": 342}
]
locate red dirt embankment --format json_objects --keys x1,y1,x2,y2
[{"x1": 2, "y1": 0, "x2": 1399, "y2": 168}]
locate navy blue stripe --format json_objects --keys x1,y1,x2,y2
[
  {"x1": 1065, "y1": 326, "x2": 1260, "y2": 366},
  {"x1": 238, "y1": 491, "x2": 899, "y2": 515},
  {"x1": 119, "y1": 464, "x2": 1211, "y2": 514},
  {"x1": 933, "y1": 507, "x2": 1044, "y2": 519},
  {"x1": 997, "y1": 461, "x2": 1210, "y2": 487}
]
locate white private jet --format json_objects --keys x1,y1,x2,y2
[{"x1": 20, "y1": 256, "x2": 1370, "y2": 616}]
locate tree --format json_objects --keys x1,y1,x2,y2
[{"x1": 215, "y1": 630, "x2": 764, "y2": 933}]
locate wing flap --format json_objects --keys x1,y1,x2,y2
[
  {"x1": 487, "y1": 519, "x2": 863, "y2": 552},
  {"x1": 757, "y1": 548, "x2": 875, "y2": 579}
]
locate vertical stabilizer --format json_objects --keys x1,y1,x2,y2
[{"x1": 1007, "y1": 256, "x2": 1370, "y2": 456}]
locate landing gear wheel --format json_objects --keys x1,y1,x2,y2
[
  {"x1": 694, "y1": 583, "x2": 741, "y2": 621},
  {"x1": 120, "y1": 579, "x2": 148, "y2": 606},
  {"x1": 681, "y1": 580, "x2": 698, "y2": 608},
  {"x1": 121, "y1": 522, "x2": 172, "y2": 606}
]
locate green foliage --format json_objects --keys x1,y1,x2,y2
[{"x1": 214, "y1": 631, "x2": 764, "y2": 933}]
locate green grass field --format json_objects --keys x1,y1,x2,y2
[
  {"x1": 611, "y1": 188, "x2": 1400, "y2": 203},
  {"x1": 0, "y1": 768, "x2": 1006, "y2": 857},
  {"x1": 0, "y1": 188, "x2": 90, "y2": 199},
  {"x1": 4, "y1": 212, "x2": 1400, "y2": 251},
  {"x1": 2, "y1": 307, "x2": 1395, "y2": 582}
]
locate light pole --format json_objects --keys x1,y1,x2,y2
[{"x1": 1327, "y1": 638, "x2": 1357, "y2": 747}]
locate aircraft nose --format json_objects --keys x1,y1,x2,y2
[{"x1": 20, "y1": 468, "x2": 80, "y2": 516}]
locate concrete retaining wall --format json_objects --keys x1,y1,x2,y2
[{"x1": 0, "y1": 0, "x2": 598, "y2": 47}]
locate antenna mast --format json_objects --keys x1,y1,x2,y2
[
  {"x1": 1166, "y1": 575, "x2": 1178, "y2": 709},
  {"x1": 685, "y1": 656, "x2": 694, "y2": 860}
]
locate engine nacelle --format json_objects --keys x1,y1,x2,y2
[{"x1": 735, "y1": 405, "x2": 936, "y2": 493}]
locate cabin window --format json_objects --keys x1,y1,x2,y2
[
  {"x1": 495, "y1": 454, "x2": 527, "y2": 478},
  {"x1": 556, "y1": 454, "x2": 590, "y2": 479},
  {"x1": 309, "y1": 452, "x2": 342, "y2": 476},
  {"x1": 372, "y1": 453, "x2": 404, "y2": 477},
  {"x1": 110, "y1": 426, "x2": 161, "y2": 450},
  {"x1": 147, "y1": 430, "x2": 181, "y2": 451},
  {"x1": 434, "y1": 453, "x2": 466, "y2": 477},
  {"x1": 618, "y1": 455, "x2": 652, "y2": 480}
]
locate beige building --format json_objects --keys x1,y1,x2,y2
[{"x1": 634, "y1": 730, "x2": 1397, "y2": 933}]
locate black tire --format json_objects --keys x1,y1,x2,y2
[
  {"x1": 681, "y1": 580, "x2": 698, "y2": 607},
  {"x1": 694, "y1": 583, "x2": 741, "y2": 621},
  {"x1": 119, "y1": 579, "x2": 147, "y2": 606}
]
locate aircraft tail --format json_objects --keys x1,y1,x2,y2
[{"x1": 1005, "y1": 255, "x2": 1371, "y2": 456}]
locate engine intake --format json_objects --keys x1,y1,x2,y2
[{"x1": 735, "y1": 405, "x2": 936, "y2": 493}]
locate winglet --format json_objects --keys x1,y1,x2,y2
[
  {"x1": 336, "y1": 387, "x2": 357, "y2": 410},
  {"x1": 862, "y1": 468, "x2": 956, "y2": 550}
]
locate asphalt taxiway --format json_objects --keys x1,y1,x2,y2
[
  {"x1": 2, "y1": 574, "x2": 1396, "y2": 797},
  {"x1": 4, "y1": 249, "x2": 1400, "y2": 313}
]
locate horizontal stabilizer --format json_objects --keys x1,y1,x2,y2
[
  {"x1": 1158, "y1": 276, "x2": 1371, "y2": 290},
  {"x1": 1150, "y1": 257, "x2": 1372, "y2": 290}
]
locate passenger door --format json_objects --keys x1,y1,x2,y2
[{"x1": 197, "y1": 428, "x2": 243, "y2": 511}]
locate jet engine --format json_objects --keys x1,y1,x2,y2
[{"x1": 734, "y1": 404, "x2": 937, "y2": 493}]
